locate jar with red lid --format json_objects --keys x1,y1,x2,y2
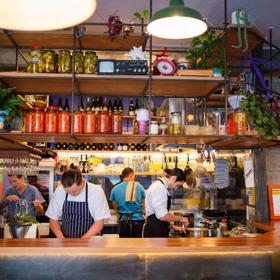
[
  {"x1": 58, "y1": 111, "x2": 70, "y2": 134},
  {"x1": 98, "y1": 111, "x2": 109, "y2": 134},
  {"x1": 83, "y1": 111, "x2": 95, "y2": 134},
  {"x1": 111, "y1": 111, "x2": 122, "y2": 134},
  {"x1": 73, "y1": 111, "x2": 83, "y2": 134},
  {"x1": 25, "y1": 111, "x2": 33, "y2": 133},
  {"x1": 227, "y1": 111, "x2": 235, "y2": 135},
  {"x1": 32, "y1": 107, "x2": 44, "y2": 133},
  {"x1": 45, "y1": 106, "x2": 58, "y2": 133}
]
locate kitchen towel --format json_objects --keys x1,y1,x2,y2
[{"x1": 125, "y1": 181, "x2": 137, "y2": 203}]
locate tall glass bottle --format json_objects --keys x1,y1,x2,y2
[
  {"x1": 98, "y1": 96, "x2": 109, "y2": 134},
  {"x1": 128, "y1": 98, "x2": 135, "y2": 116}
]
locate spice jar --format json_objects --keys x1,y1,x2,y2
[
  {"x1": 25, "y1": 111, "x2": 33, "y2": 133},
  {"x1": 73, "y1": 111, "x2": 83, "y2": 134},
  {"x1": 84, "y1": 111, "x2": 96, "y2": 134},
  {"x1": 84, "y1": 51, "x2": 98, "y2": 74},
  {"x1": 42, "y1": 50, "x2": 56, "y2": 73},
  {"x1": 58, "y1": 110, "x2": 70, "y2": 134},
  {"x1": 112, "y1": 111, "x2": 123, "y2": 134},
  {"x1": 150, "y1": 120, "x2": 159, "y2": 135},
  {"x1": 32, "y1": 107, "x2": 44, "y2": 133},
  {"x1": 171, "y1": 112, "x2": 182, "y2": 135},
  {"x1": 234, "y1": 109, "x2": 246, "y2": 135},
  {"x1": 74, "y1": 51, "x2": 84, "y2": 73},
  {"x1": 45, "y1": 106, "x2": 58, "y2": 133},
  {"x1": 159, "y1": 117, "x2": 168, "y2": 135},
  {"x1": 27, "y1": 45, "x2": 45, "y2": 73},
  {"x1": 58, "y1": 50, "x2": 72, "y2": 73}
]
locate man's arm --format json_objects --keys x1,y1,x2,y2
[
  {"x1": 49, "y1": 218, "x2": 65, "y2": 238},
  {"x1": 0, "y1": 197, "x2": 8, "y2": 209},
  {"x1": 81, "y1": 220, "x2": 104, "y2": 238},
  {"x1": 33, "y1": 200, "x2": 44, "y2": 214},
  {"x1": 111, "y1": 201, "x2": 120, "y2": 219},
  {"x1": 160, "y1": 213, "x2": 189, "y2": 226}
]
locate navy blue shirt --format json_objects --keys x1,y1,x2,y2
[
  {"x1": 110, "y1": 181, "x2": 145, "y2": 221},
  {"x1": 5, "y1": 185, "x2": 45, "y2": 220}
]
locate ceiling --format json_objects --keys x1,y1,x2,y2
[{"x1": 88, "y1": 0, "x2": 280, "y2": 49}]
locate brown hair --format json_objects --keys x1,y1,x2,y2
[
  {"x1": 61, "y1": 169, "x2": 82, "y2": 188},
  {"x1": 166, "y1": 168, "x2": 185, "y2": 182},
  {"x1": 121, "y1": 167, "x2": 134, "y2": 180},
  {"x1": 7, "y1": 174, "x2": 23, "y2": 179}
]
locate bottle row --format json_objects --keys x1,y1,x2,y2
[{"x1": 53, "y1": 142, "x2": 149, "y2": 151}]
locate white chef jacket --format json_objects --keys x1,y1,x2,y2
[
  {"x1": 46, "y1": 181, "x2": 111, "y2": 221},
  {"x1": 145, "y1": 177, "x2": 170, "y2": 220}
]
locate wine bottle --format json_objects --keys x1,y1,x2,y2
[
  {"x1": 58, "y1": 98, "x2": 63, "y2": 112},
  {"x1": 68, "y1": 143, "x2": 74, "y2": 150},
  {"x1": 135, "y1": 98, "x2": 139, "y2": 114},
  {"x1": 113, "y1": 97, "x2": 118, "y2": 112},
  {"x1": 84, "y1": 155, "x2": 89, "y2": 173},
  {"x1": 109, "y1": 143, "x2": 114, "y2": 151},
  {"x1": 61, "y1": 143, "x2": 68, "y2": 150},
  {"x1": 79, "y1": 96, "x2": 84, "y2": 112},
  {"x1": 64, "y1": 98, "x2": 70, "y2": 112},
  {"x1": 128, "y1": 98, "x2": 135, "y2": 116},
  {"x1": 97, "y1": 143, "x2": 103, "y2": 150},
  {"x1": 91, "y1": 97, "x2": 96, "y2": 112},
  {"x1": 92, "y1": 143, "x2": 97, "y2": 150},
  {"x1": 85, "y1": 143, "x2": 91, "y2": 150},
  {"x1": 79, "y1": 154, "x2": 84, "y2": 172},
  {"x1": 103, "y1": 143, "x2": 108, "y2": 150},
  {"x1": 55, "y1": 143, "x2": 62, "y2": 150},
  {"x1": 118, "y1": 97, "x2": 123, "y2": 114},
  {"x1": 130, "y1": 143, "x2": 136, "y2": 151},
  {"x1": 80, "y1": 143, "x2": 85, "y2": 150},
  {"x1": 136, "y1": 144, "x2": 141, "y2": 151},
  {"x1": 74, "y1": 143, "x2": 80, "y2": 150},
  {"x1": 85, "y1": 97, "x2": 91, "y2": 112},
  {"x1": 108, "y1": 98, "x2": 112, "y2": 113}
]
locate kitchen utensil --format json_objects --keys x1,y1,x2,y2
[{"x1": 187, "y1": 227, "x2": 208, "y2": 238}]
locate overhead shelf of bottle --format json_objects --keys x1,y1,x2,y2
[
  {"x1": 0, "y1": 72, "x2": 224, "y2": 97},
  {"x1": 0, "y1": 30, "x2": 149, "y2": 51}
]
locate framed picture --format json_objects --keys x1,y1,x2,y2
[{"x1": 268, "y1": 185, "x2": 280, "y2": 219}]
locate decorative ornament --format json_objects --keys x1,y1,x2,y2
[{"x1": 127, "y1": 46, "x2": 147, "y2": 60}]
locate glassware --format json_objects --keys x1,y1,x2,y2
[
  {"x1": 27, "y1": 45, "x2": 44, "y2": 73},
  {"x1": 73, "y1": 111, "x2": 83, "y2": 134},
  {"x1": 32, "y1": 107, "x2": 44, "y2": 133},
  {"x1": 58, "y1": 111, "x2": 70, "y2": 134},
  {"x1": 45, "y1": 106, "x2": 58, "y2": 133},
  {"x1": 43, "y1": 50, "x2": 56, "y2": 73},
  {"x1": 24, "y1": 111, "x2": 33, "y2": 133},
  {"x1": 84, "y1": 51, "x2": 98, "y2": 74},
  {"x1": 83, "y1": 111, "x2": 96, "y2": 134},
  {"x1": 150, "y1": 120, "x2": 159, "y2": 135},
  {"x1": 234, "y1": 110, "x2": 246, "y2": 135},
  {"x1": 58, "y1": 50, "x2": 72, "y2": 73},
  {"x1": 171, "y1": 112, "x2": 182, "y2": 135},
  {"x1": 74, "y1": 51, "x2": 84, "y2": 73}
]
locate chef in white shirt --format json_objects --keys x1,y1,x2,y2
[
  {"x1": 143, "y1": 168, "x2": 189, "y2": 238},
  {"x1": 46, "y1": 169, "x2": 110, "y2": 238}
]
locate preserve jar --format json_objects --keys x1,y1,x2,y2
[
  {"x1": 58, "y1": 111, "x2": 70, "y2": 134},
  {"x1": 25, "y1": 111, "x2": 33, "y2": 133},
  {"x1": 45, "y1": 106, "x2": 58, "y2": 133},
  {"x1": 227, "y1": 111, "x2": 235, "y2": 135},
  {"x1": 84, "y1": 51, "x2": 98, "y2": 74},
  {"x1": 159, "y1": 117, "x2": 168, "y2": 135},
  {"x1": 112, "y1": 111, "x2": 122, "y2": 134},
  {"x1": 27, "y1": 45, "x2": 45, "y2": 73},
  {"x1": 234, "y1": 110, "x2": 246, "y2": 135},
  {"x1": 32, "y1": 107, "x2": 44, "y2": 133},
  {"x1": 74, "y1": 51, "x2": 84, "y2": 73},
  {"x1": 150, "y1": 121, "x2": 159, "y2": 135},
  {"x1": 84, "y1": 111, "x2": 96, "y2": 134},
  {"x1": 73, "y1": 111, "x2": 83, "y2": 134},
  {"x1": 58, "y1": 50, "x2": 72, "y2": 73},
  {"x1": 43, "y1": 50, "x2": 56, "y2": 73},
  {"x1": 98, "y1": 111, "x2": 109, "y2": 134},
  {"x1": 171, "y1": 112, "x2": 182, "y2": 135}
]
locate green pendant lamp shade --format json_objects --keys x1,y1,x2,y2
[{"x1": 147, "y1": 0, "x2": 207, "y2": 39}]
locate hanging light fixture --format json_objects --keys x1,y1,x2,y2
[
  {"x1": 147, "y1": 0, "x2": 207, "y2": 39},
  {"x1": 0, "y1": 0, "x2": 96, "y2": 31}
]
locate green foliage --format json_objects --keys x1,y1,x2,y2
[
  {"x1": 186, "y1": 31, "x2": 224, "y2": 70},
  {"x1": 133, "y1": 9, "x2": 149, "y2": 21},
  {"x1": 0, "y1": 87, "x2": 23, "y2": 117},
  {"x1": 16, "y1": 213, "x2": 39, "y2": 224},
  {"x1": 239, "y1": 89, "x2": 279, "y2": 140}
]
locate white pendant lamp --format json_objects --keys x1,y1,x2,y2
[
  {"x1": 0, "y1": 0, "x2": 96, "y2": 31},
  {"x1": 147, "y1": 0, "x2": 207, "y2": 39}
]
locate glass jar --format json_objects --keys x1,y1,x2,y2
[
  {"x1": 227, "y1": 111, "x2": 235, "y2": 135},
  {"x1": 159, "y1": 117, "x2": 168, "y2": 135},
  {"x1": 32, "y1": 107, "x2": 44, "y2": 133},
  {"x1": 84, "y1": 111, "x2": 96, "y2": 134},
  {"x1": 58, "y1": 111, "x2": 70, "y2": 134},
  {"x1": 234, "y1": 110, "x2": 246, "y2": 135},
  {"x1": 73, "y1": 111, "x2": 83, "y2": 134},
  {"x1": 112, "y1": 111, "x2": 123, "y2": 134},
  {"x1": 74, "y1": 51, "x2": 84, "y2": 73},
  {"x1": 98, "y1": 111, "x2": 109, "y2": 134},
  {"x1": 45, "y1": 106, "x2": 58, "y2": 133},
  {"x1": 27, "y1": 45, "x2": 45, "y2": 73},
  {"x1": 150, "y1": 120, "x2": 159, "y2": 135},
  {"x1": 84, "y1": 51, "x2": 98, "y2": 74},
  {"x1": 25, "y1": 111, "x2": 33, "y2": 133},
  {"x1": 171, "y1": 112, "x2": 182, "y2": 135},
  {"x1": 58, "y1": 50, "x2": 72, "y2": 73},
  {"x1": 43, "y1": 50, "x2": 56, "y2": 73}
]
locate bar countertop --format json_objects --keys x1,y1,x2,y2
[{"x1": 0, "y1": 220, "x2": 280, "y2": 254}]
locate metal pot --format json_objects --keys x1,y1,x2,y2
[
  {"x1": 8, "y1": 222, "x2": 31, "y2": 238},
  {"x1": 187, "y1": 227, "x2": 208, "y2": 238}
]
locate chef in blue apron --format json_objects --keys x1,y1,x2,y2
[
  {"x1": 46, "y1": 169, "x2": 110, "y2": 238},
  {"x1": 143, "y1": 168, "x2": 189, "y2": 238}
]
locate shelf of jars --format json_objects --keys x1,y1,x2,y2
[
  {"x1": 0, "y1": 30, "x2": 148, "y2": 51},
  {"x1": 0, "y1": 72, "x2": 224, "y2": 97}
]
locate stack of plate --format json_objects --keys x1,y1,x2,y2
[{"x1": 214, "y1": 159, "x2": 229, "y2": 189}]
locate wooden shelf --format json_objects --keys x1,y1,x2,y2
[
  {"x1": 0, "y1": 72, "x2": 224, "y2": 97},
  {"x1": 0, "y1": 30, "x2": 148, "y2": 51}
]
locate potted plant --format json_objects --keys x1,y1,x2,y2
[
  {"x1": 239, "y1": 89, "x2": 280, "y2": 140},
  {"x1": 0, "y1": 87, "x2": 23, "y2": 130},
  {"x1": 186, "y1": 30, "x2": 224, "y2": 74}
]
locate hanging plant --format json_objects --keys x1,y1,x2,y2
[{"x1": 239, "y1": 89, "x2": 279, "y2": 140}]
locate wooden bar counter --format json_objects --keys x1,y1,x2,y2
[{"x1": 0, "y1": 221, "x2": 279, "y2": 279}]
